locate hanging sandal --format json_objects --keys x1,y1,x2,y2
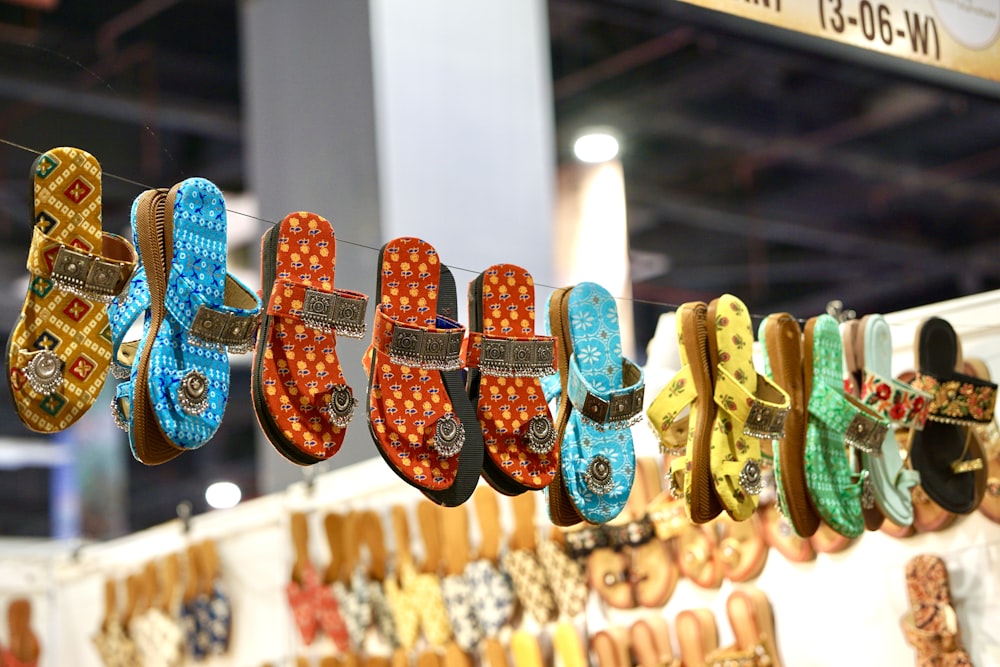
[
  {"x1": 909, "y1": 317, "x2": 996, "y2": 514},
  {"x1": 110, "y1": 179, "x2": 261, "y2": 464},
  {"x1": 364, "y1": 238, "x2": 482, "y2": 506},
  {"x1": 647, "y1": 301, "x2": 721, "y2": 524},
  {"x1": 547, "y1": 282, "x2": 642, "y2": 525},
  {"x1": 803, "y1": 314, "x2": 889, "y2": 538},
  {"x1": 253, "y1": 212, "x2": 368, "y2": 465},
  {"x1": 465, "y1": 263, "x2": 558, "y2": 494},
  {"x1": 706, "y1": 294, "x2": 790, "y2": 521},
  {"x1": 676, "y1": 608, "x2": 719, "y2": 667},
  {"x1": 7, "y1": 146, "x2": 137, "y2": 433},
  {"x1": 758, "y1": 313, "x2": 819, "y2": 538}
]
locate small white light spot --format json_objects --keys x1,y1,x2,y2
[
  {"x1": 205, "y1": 481, "x2": 241, "y2": 509},
  {"x1": 573, "y1": 132, "x2": 620, "y2": 163}
]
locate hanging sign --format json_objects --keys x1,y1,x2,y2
[{"x1": 674, "y1": 0, "x2": 1000, "y2": 82}]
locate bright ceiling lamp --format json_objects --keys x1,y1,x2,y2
[
  {"x1": 573, "y1": 129, "x2": 620, "y2": 163},
  {"x1": 205, "y1": 481, "x2": 242, "y2": 509}
]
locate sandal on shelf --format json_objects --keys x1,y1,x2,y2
[
  {"x1": 707, "y1": 295, "x2": 790, "y2": 521},
  {"x1": 253, "y1": 212, "x2": 368, "y2": 465},
  {"x1": 285, "y1": 512, "x2": 349, "y2": 649},
  {"x1": 438, "y1": 503, "x2": 483, "y2": 654},
  {"x1": 676, "y1": 608, "x2": 719, "y2": 667},
  {"x1": 465, "y1": 263, "x2": 558, "y2": 494},
  {"x1": 591, "y1": 628, "x2": 631, "y2": 667},
  {"x1": 7, "y1": 147, "x2": 137, "y2": 433},
  {"x1": 547, "y1": 282, "x2": 642, "y2": 525},
  {"x1": 809, "y1": 520, "x2": 855, "y2": 554},
  {"x1": 706, "y1": 588, "x2": 783, "y2": 667},
  {"x1": 537, "y1": 532, "x2": 588, "y2": 619},
  {"x1": 553, "y1": 622, "x2": 588, "y2": 667},
  {"x1": 630, "y1": 616, "x2": 680, "y2": 667},
  {"x1": 627, "y1": 458, "x2": 679, "y2": 607},
  {"x1": 964, "y1": 359, "x2": 1000, "y2": 523},
  {"x1": 647, "y1": 301, "x2": 721, "y2": 524},
  {"x1": 760, "y1": 503, "x2": 815, "y2": 563},
  {"x1": 364, "y1": 238, "x2": 483, "y2": 506},
  {"x1": 717, "y1": 512, "x2": 768, "y2": 582},
  {"x1": 676, "y1": 522, "x2": 724, "y2": 589},
  {"x1": 910, "y1": 317, "x2": 996, "y2": 514},
  {"x1": 501, "y1": 492, "x2": 556, "y2": 625},
  {"x1": 803, "y1": 314, "x2": 889, "y2": 538},
  {"x1": 110, "y1": 179, "x2": 261, "y2": 464},
  {"x1": 901, "y1": 555, "x2": 972, "y2": 667},
  {"x1": 842, "y1": 318, "x2": 887, "y2": 532},
  {"x1": 758, "y1": 313, "x2": 819, "y2": 537},
  {"x1": 465, "y1": 487, "x2": 516, "y2": 639},
  {"x1": 852, "y1": 314, "x2": 930, "y2": 527}
]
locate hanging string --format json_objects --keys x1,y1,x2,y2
[{"x1": 3, "y1": 135, "x2": 1000, "y2": 337}]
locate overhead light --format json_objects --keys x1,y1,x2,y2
[
  {"x1": 205, "y1": 481, "x2": 241, "y2": 509},
  {"x1": 573, "y1": 130, "x2": 620, "y2": 163}
]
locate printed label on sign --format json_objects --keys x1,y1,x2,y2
[{"x1": 673, "y1": 0, "x2": 1000, "y2": 82}]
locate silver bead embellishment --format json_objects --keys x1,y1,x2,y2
[
  {"x1": 583, "y1": 455, "x2": 614, "y2": 495},
  {"x1": 23, "y1": 349, "x2": 63, "y2": 395},
  {"x1": 525, "y1": 415, "x2": 555, "y2": 454},
  {"x1": 177, "y1": 370, "x2": 208, "y2": 416},
  {"x1": 738, "y1": 459, "x2": 762, "y2": 496},
  {"x1": 432, "y1": 414, "x2": 465, "y2": 458},
  {"x1": 320, "y1": 384, "x2": 357, "y2": 428}
]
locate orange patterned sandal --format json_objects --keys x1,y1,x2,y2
[
  {"x1": 465, "y1": 264, "x2": 558, "y2": 494},
  {"x1": 7, "y1": 147, "x2": 136, "y2": 433},
  {"x1": 364, "y1": 238, "x2": 482, "y2": 506},
  {"x1": 253, "y1": 212, "x2": 368, "y2": 464}
]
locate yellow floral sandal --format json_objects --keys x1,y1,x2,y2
[
  {"x1": 7, "y1": 147, "x2": 136, "y2": 432},
  {"x1": 706, "y1": 295, "x2": 790, "y2": 521},
  {"x1": 646, "y1": 301, "x2": 722, "y2": 524}
]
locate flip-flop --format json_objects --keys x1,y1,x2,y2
[
  {"x1": 252, "y1": 212, "x2": 368, "y2": 465},
  {"x1": 758, "y1": 313, "x2": 820, "y2": 537},
  {"x1": 647, "y1": 302, "x2": 722, "y2": 524},
  {"x1": 7, "y1": 147, "x2": 136, "y2": 433},
  {"x1": 465, "y1": 263, "x2": 558, "y2": 494},
  {"x1": 901, "y1": 555, "x2": 973, "y2": 667},
  {"x1": 111, "y1": 179, "x2": 261, "y2": 464},
  {"x1": 676, "y1": 523, "x2": 723, "y2": 589},
  {"x1": 707, "y1": 295, "x2": 790, "y2": 521},
  {"x1": 854, "y1": 314, "x2": 930, "y2": 526},
  {"x1": 910, "y1": 317, "x2": 996, "y2": 514},
  {"x1": 803, "y1": 314, "x2": 889, "y2": 538},
  {"x1": 591, "y1": 628, "x2": 631, "y2": 667},
  {"x1": 627, "y1": 458, "x2": 679, "y2": 607},
  {"x1": 364, "y1": 238, "x2": 482, "y2": 506},
  {"x1": 547, "y1": 282, "x2": 642, "y2": 525},
  {"x1": 717, "y1": 512, "x2": 768, "y2": 582},
  {"x1": 964, "y1": 359, "x2": 1000, "y2": 523}
]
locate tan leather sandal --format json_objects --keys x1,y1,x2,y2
[
  {"x1": 676, "y1": 608, "x2": 719, "y2": 667},
  {"x1": 705, "y1": 588, "x2": 783, "y2": 667},
  {"x1": 591, "y1": 627, "x2": 631, "y2": 667},
  {"x1": 630, "y1": 616, "x2": 680, "y2": 667}
]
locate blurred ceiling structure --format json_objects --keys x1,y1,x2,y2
[{"x1": 0, "y1": 0, "x2": 997, "y2": 534}]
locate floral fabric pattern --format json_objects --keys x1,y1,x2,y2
[{"x1": 912, "y1": 372, "x2": 996, "y2": 425}]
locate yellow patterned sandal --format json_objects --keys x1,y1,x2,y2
[
  {"x1": 7, "y1": 147, "x2": 136, "y2": 433},
  {"x1": 707, "y1": 295, "x2": 790, "y2": 521}
]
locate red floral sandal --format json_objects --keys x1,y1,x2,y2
[
  {"x1": 465, "y1": 263, "x2": 558, "y2": 495},
  {"x1": 253, "y1": 212, "x2": 368, "y2": 464},
  {"x1": 364, "y1": 237, "x2": 482, "y2": 506}
]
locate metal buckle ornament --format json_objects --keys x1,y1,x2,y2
[
  {"x1": 188, "y1": 306, "x2": 260, "y2": 354},
  {"x1": 743, "y1": 400, "x2": 789, "y2": 439},
  {"x1": 319, "y1": 385, "x2": 356, "y2": 428},
  {"x1": 177, "y1": 370, "x2": 209, "y2": 416},
  {"x1": 23, "y1": 349, "x2": 63, "y2": 395},
  {"x1": 388, "y1": 326, "x2": 464, "y2": 371},
  {"x1": 431, "y1": 414, "x2": 465, "y2": 458},
  {"x1": 301, "y1": 288, "x2": 367, "y2": 338},
  {"x1": 583, "y1": 455, "x2": 615, "y2": 495},
  {"x1": 51, "y1": 246, "x2": 124, "y2": 303},
  {"x1": 478, "y1": 337, "x2": 555, "y2": 378},
  {"x1": 738, "y1": 459, "x2": 763, "y2": 496},
  {"x1": 844, "y1": 413, "x2": 888, "y2": 455},
  {"x1": 525, "y1": 414, "x2": 556, "y2": 454}
]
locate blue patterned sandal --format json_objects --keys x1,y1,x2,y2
[
  {"x1": 547, "y1": 282, "x2": 642, "y2": 525},
  {"x1": 110, "y1": 178, "x2": 261, "y2": 464}
]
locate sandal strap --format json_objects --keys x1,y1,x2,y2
[
  {"x1": 706, "y1": 643, "x2": 773, "y2": 666},
  {"x1": 267, "y1": 279, "x2": 368, "y2": 338},
  {"x1": 861, "y1": 369, "x2": 931, "y2": 429},
  {"x1": 603, "y1": 515, "x2": 655, "y2": 550},
  {"x1": 372, "y1": 305, "x2": 466, "y2": 371},
  {"x1": 567, "y1": 355, "x2": 645, "y2": 429},
  {"x1": 464, "y1": 332, "x2": 556, "y2": 378},
  {"x1": 901, "y1": 604, "x2": 962, "y2": 655},
  {"x1": 912, "y1": 370, "x2": 997, "y2": 425},
  {"x1": 27, "y1": 227, "x2": 137, "y2": 303},
  {"x1": 646, "y1": 365, "x2": 697, "y2": 454},
  {"x1": 183, "y1": 274, "x2": 262, "y2": 354},
  {"x1": 562, "y1": 526, "x2": 609, "y2": 559},
  {"x1": 713, "y1": 366, "x2": 790, "y2": 440},
  {"x1": 808, "y1": 380, "x2": 890, "y2": 455}
]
